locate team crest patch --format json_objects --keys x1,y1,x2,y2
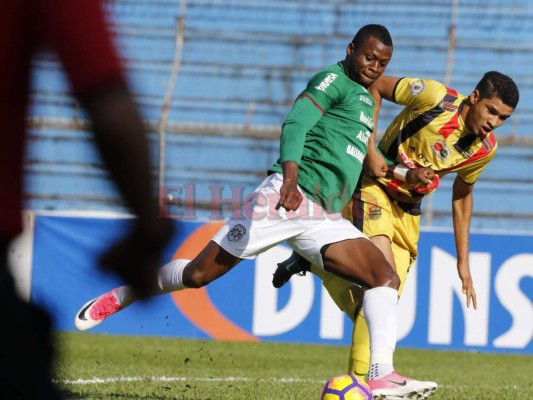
[
  {"x1": 410, "y1": 81, "x2": 425, "y2": 95},
  {"x1": 227, "y1": 224, "x2": 247, "y2": 242},
  {"x1": 432, "y1": 139, "x2": 451, "y2": 161},
  {"x1": 368, "y1": 206, "x2": 382, "y2": 220}
]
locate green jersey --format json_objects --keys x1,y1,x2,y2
[{"x1": 269, "y1": 62, "x2": 375, "y2": 213}]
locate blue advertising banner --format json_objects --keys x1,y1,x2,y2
[{"x1": 30, "y1": 215, "x2": 532, "y2": 354}]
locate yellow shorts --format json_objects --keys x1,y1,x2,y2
[
  {"x1": 343, "y1": 174, "x2": 421, "y2": 288},
  {"x1": 314, "y1": 175, "x2": 422, "y2": 320}
]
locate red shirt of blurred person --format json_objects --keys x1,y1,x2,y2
[{"x1": 0, "y1": 0, "x2": 125, "y2": 239}]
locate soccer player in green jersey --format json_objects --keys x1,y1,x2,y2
[
  {"x1": 75, "y1": 24, "x2": 438, "y2": 399},
  {"x1": 273, "y1": 71, "x2": 519, "y2": 382}
]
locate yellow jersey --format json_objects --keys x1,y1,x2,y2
[{"x1": 376, "y1": 77, "x2": 497, "y2": 199}]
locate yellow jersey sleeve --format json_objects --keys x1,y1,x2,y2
[
  {"x1": 393, "y1": 77, "x2": 447, "y2": 112},
  {"x1": 455, "y1": 144, "x2": 497, "y2": 184}
]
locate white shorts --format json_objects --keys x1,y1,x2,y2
[{"x1": 212, "y1": 173, "x2": 367, "y2": 269}]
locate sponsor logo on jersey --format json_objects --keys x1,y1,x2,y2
[
  {"x1": 410, "y1": 81, "x2": 425, "y2": 95},
  {"x1": 346, "y1": 144, "x2": 365, "y2": 163},
  {"x1": 359, "y1": 111, "x2": 374, "y2": 129},
  {"x1": 432, "y1": 139, "x2": 451, "y2": 161},
  {"x1": 315, "y1": 73, "x2": 338, "y2": 91},
  {"x1": 227, "y1": 224, "x2": 247, "y2": 242},
  {"x1": 440, "y1": 100, "x2": 458, "y2": 112},
  {"x1": 407, "y1": 147, "x2": 436, "y2": 168},
  {"x1": 359, "y1": 94, "x2": 373, "y2": 106}
]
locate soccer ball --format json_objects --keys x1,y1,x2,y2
[{"x1": 320, "y1": 374, "x2": 372, "y2": 400}]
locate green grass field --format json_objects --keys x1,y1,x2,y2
[{"x1": 55, "y1": 332, "x2": 532, "y2": 399}]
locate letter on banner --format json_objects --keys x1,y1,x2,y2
[
  {"x1": 252, "y1": 246, "x2": 314, "y2": 335},
  {"x1": 428, "y1": 247, "x2": 491, "y2": 346},
  {"x1": 493, "y1": 254, "x2": 533, "y2": 349}
]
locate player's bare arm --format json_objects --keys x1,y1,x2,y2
[
  {"x1": 369, "y1": 75, "x2": 401, "y2": 103},
  {"x1": 276, "y1": 161, "x2": 303, "y2": 211},
  {"x1": 385, "y1": 164, "x2": 435, "y2": 185},
  {"x1": 364, "y1": 76, "x2": 403, "y2": 177},
  {"x1": 363, "y1": 88, "x2": 386, "y2": 177},
  {"x1": 452, "y1": 175, "x2": 478, "y2": 310},
  {"x1": 363, "y1": 124, "x2": 387, "y2": 178}
]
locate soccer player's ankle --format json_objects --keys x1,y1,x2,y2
[
  {"x1": 351, "y1": 362, "x2": 369, "y2": 381},
  {"x1": 353, "y1": 372, "x2": 367, "y2": 381},
  {"x1": 115, "y1": 285, "x2": 135, "y2": 308},
  {"x1": 368, "y1": 348, "x2": 393, "y2": 380},
  {"x1": 367, "y1": 362, "x2": 393, "y2": 380}
]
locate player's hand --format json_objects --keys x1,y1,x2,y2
[
  {"x1": 413, "y1": 174, "x2": 440, "y2": 194},
  {"x1": 406, "y1": 167, "x2": 440, "y2": 193},
  {"x1": 406, "y1": 166, "x2": 435, "y2": 186},
  {"x1": 276, "y1": 181, "x2": 303, "y2": 211},
  {"x1": 99, "y1": 217, "x2": 175, "y2": 299},
  {"x1": 364, "y1": 149, "x2": 388, "y2": 178},
  {"x1": 459, "y1": 271, "x2": 477, "y2": 309}
]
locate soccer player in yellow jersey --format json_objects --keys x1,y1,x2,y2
[{"x1": 273, "y1": 71, "x2": 519, "y2": 378}]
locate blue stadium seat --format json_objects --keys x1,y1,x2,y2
[{"x1": 25, "y1": 0, "x2": 533, "y2": 230}]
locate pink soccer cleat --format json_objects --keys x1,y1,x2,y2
[
  {"x1": 367, "y1": 371, "x2": 437, "y2": 399},
  {"x1": 74, "y1": 288, "x2": 123, "y2": 331}
]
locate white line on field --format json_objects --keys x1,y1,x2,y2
[
  {"x1": 57, "y1": 377, "x2": 525, "y2": 391},
  {"x1": 57, "y1": 376, "x2": 323, "y2": 385}
]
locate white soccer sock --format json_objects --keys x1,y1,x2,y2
[
  {"x1": 363, "y1": 286, "x2": 398, "y2": 380},
  {"x1": 113, "y1": 259, "x2": 192, "y2": 309},
  {"x1": 157, "y1": 258, "x2": 192, "y2": 292}
]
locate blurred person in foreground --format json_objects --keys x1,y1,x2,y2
[
  {"x1": 273, "y1": 71, "x2": 519, "y2": 378},
  {"x1": 74, "y1": 24, "x2": 440, "y2": 399},
  {"x1": 0, "y1": 0, "x2": 173, "y2": 398}
]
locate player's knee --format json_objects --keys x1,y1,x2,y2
[
  {"x1": 372, "y1": 262, "x2": 400, "y2": 289},
  {"x1": 379, "y1": 267, "x2": 400, "y2": 289}
]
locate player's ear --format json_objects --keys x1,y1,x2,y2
[
  {"x1": 469, "y1": 89, "x2": 480, "y2": 104},
  {"x1": 346, "y1": 42, "x2": 355, "y2": 56}
]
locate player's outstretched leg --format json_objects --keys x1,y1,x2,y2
[
  {"x1": 74, "y1": 258, "x2": 191, "y2": 331},
  {"x1": 272, "y1": 250, "x2": 311, "y2": 288},
  {"x1": 75, "y1": 241, "x2": 240, "y2": 331}
]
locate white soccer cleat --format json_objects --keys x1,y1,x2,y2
[
  {"x1": 74, "y1": 288, "x2": 123, "y2": 331},
  {"x1": 367, "y1": 371, "x2": 438, "y2": 399}
]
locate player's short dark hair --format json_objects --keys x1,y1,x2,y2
[
  {"x1": 476, "y1": 71, "x2": 519, "y2": 109},
  {"x1": 351, "y1": 24, "x2": 393, "y2": 50}
]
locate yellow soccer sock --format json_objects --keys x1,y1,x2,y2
[
  {"x1": 348, "y1": 308, "x2": 370, "y2": 378},
  {"x1": 311, "y1": 266, "x2": 371, "y2": 378}
]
